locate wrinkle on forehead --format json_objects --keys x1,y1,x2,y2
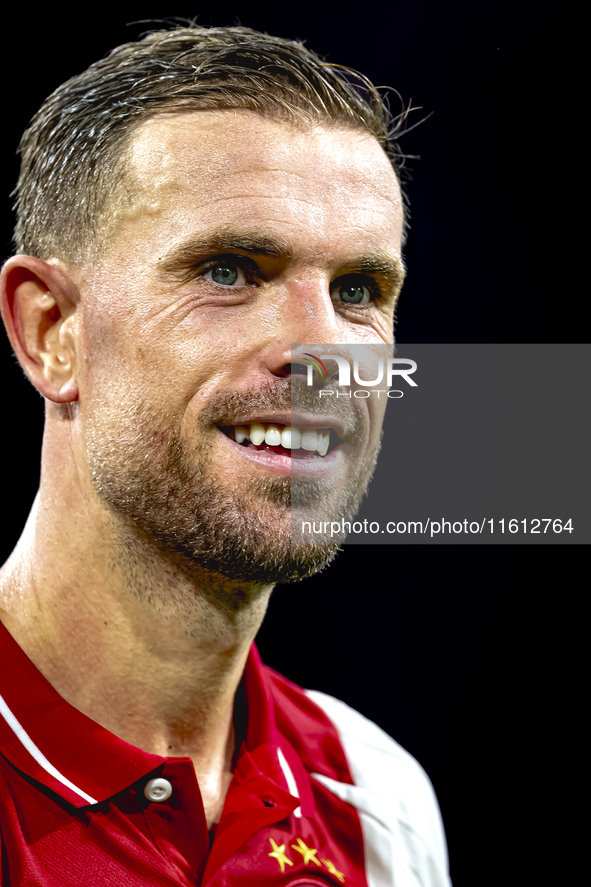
[
  {"x1": 100, "y1": 110, "x2": 403, "y2": 263},
  {"x1": 132, "y1": 110, "x2": 400, "y2": 204}
]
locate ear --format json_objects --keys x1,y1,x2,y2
[{"x1": 0, "y1": 255, "x2": 79, "y2": 403}]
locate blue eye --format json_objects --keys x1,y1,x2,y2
[
  {"x1": 333, "y1": 281, "x2": 372, "y2": 305},
  {"x1": 205, "y1": 262, "x2": 244, "y2": 286}
]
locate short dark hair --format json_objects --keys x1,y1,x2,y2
[{"x1": 14, "y1": 23, "x2": 413, "y2": 263}]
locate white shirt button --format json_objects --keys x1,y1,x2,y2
[{"x1": 144, "y1": 778, "x2": 173, "y2": 803}]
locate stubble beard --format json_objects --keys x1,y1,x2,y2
[{"x1": 84, "y1": 387, "x2": 380, "y2": 591}]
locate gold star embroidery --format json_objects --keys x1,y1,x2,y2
[
  {"x1": 321, "y1": 857, "x2": 345, "y2": 883},
  {"x1": 291, "y1": 837, "x2": 322, "y2": 866},
  {"x1": 268, "y1": 838, "x2": 294, "y2": 873}
]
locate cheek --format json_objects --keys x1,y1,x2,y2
[
  {"x1": 77, "y1": 310, "x2": 127, "y2": 398},
  {"x1": 77, "y1": 310, "x2": 163, "y2": 416},
  {"x1": 369, "y1": 396, "x2": 388, "y2": 438},
  {"x1": 375, "y1": 317, "x2": 396, "y2": 344}
]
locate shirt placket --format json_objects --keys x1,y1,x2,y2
[
  {"x1": 203, "y1": 746, "x2": 300, "y2": 883},
  {"x1": 140, "y1": 759, "x2": 210, "y2": 885}
]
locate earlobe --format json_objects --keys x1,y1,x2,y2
[{"x1": 0, "y1": 256, "x2": 79, "y2": 403}]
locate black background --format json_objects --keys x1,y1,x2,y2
[{"x1": 0, "y1": 3, "x2": 583, "y2": 885}]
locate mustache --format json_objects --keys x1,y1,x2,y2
[{"x1": 199, "y1": 377, "x2": 362, "y2": 438}]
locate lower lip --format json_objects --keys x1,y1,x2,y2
[{"x1": 218, "y1": 430, "x2": 345, "y2": 475}]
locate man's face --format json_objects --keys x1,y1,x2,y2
[{"x1": 76, "y1": 111, "x2": 404, "y2": 585}]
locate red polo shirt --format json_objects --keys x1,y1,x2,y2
[{"x1": 0, "y1": 619, "x2": 451, "y2": 886}]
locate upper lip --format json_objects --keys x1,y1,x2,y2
[{"x1": 217, "y1": 413, "x2": 348, "y2": 440}]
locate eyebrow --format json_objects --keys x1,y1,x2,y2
[
  {"x1": 158, "y1": 228, "x2": 405, "y2": 295},
  {"x1": 158, "y1": 230, "x2": 293, "y2": 278},
  {"x1": 338, "y1": 254, "x2": 406, "y2": 297}
]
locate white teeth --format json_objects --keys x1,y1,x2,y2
[
  {"x1": 231, "y1": 423, "x2": 332, "y2": 455},
  {"x1": 301, "y1": 429, "x2": 319, "y2": 452},
  {"x1": 249, "y1": 423, "x2": 266, "y2": 446},
  {"x1": 316, "y1": 430, "x2": 330, "y2": 457},
  {"x1": 264, "y1": 425, "x2": 282, "y2": 446},
  {"x1": 281, "y1": 427, "x2": 301, "y2": 449}
]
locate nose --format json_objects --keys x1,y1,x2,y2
[{"x1": 261, "y1": 275, "x2": 342, "y2": 377}]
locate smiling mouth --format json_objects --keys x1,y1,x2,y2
[{"x1": 218, "y1": 423, "x2": 341, "y2": 458}]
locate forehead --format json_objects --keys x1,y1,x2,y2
[{"x1": 119, "y1": 110, "x2": 403, "y2": 260}]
